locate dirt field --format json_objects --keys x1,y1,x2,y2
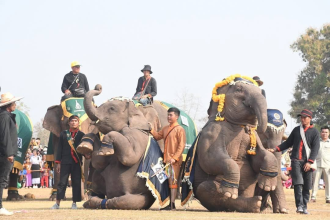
[{"x1": 2, "y1": 188, "x2": 329, "y2": 219}]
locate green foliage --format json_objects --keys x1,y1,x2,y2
[{"x1": 290, "y1": 24, "x2": 330, "y2": 126}]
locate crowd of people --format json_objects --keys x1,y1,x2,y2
[{"x1": 18, "y1": 139, "x2": 53, "y2": 189}]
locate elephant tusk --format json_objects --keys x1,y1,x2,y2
[{"x1": 96, "y1": 120, "x2": 99, "y2": 124}]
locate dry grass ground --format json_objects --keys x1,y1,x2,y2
[{"x1": 2, "y1": 188, "x2": 329, "y2": 220}]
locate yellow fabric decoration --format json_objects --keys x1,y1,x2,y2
[
  {"x1": 212, "y1": 74, "x2": 258, "y2": 122},
  {"x1": 247, "y1": 127, "x2": 257, "y2": 155}
]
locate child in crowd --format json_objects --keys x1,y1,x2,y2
[
  {"x1": 41, "y1": 155, "x2": 49, "y2": 188},
  {"x1": 24, "y1": 158, "x2": 32, "y2": 188}
]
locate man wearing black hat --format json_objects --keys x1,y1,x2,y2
[
  {"x1": 133, "y1": 65, "x2": 157, "y2": 106},
  {"x1": 51, "y1": 115, "x2": 85, "y2": 210},
  {"x1": 269, "y1": 109, "x2": 320, "y2": 214}
]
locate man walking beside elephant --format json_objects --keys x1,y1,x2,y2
[
  {"x1": 151, "y1": 107, "x2": 186, "y2": 210},
  {"x1": 269, "y1": 109, "x2": 320, "y2": 214}
]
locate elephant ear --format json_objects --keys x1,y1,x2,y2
[
  {"x1": 43, "y1": 105, "x2": 62, "y2": 137},
  {"x1": 128, "y1": 102, "x2": 151, "y2": 131}
]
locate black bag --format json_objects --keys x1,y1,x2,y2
[
  {"x1": 73, "y1": 87, "x2": 86, "y2": 97},
  {"x1": 132, "y1": 78, "x2": 151, "y2": 100},
  {"x1": 68, "y1": 73, "x2": 85, "y2": 97}
]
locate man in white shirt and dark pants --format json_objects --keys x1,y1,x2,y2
[{"x1": 311, "y1": 126, "x2": 330, "y2": 203}]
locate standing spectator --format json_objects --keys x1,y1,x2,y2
[
  {"x1": 311, "y1": 126, "x2": 330, "y2": 203},
  {"x1": 0, "y1": 92, "x2": 22, "y2": 216},
  {"x1": 35, "y1": 138, "x2": 41, "y2": 147},
  {"x1": 51, "y1": 115, "x2": 85, "y2": 209},
  {"x1": 30, "y1": 149, "x2": 42, "y2": 188},
  {"x1": 24, "y1": 158, "x2": 32, "y2": 188},
  {"x1": 40, "y1": 155, "x2": 49, "y2": 188},
  {"x1": 49, "y1": 169, "x2": 53, "y2": 188},
  {"x1": 268, "y1": 109, "x2": 320, "y2": 214}
]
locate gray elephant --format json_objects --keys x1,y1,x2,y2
[
  {"x1": 257, "y1": 109, "x2": 288, "y2": 213},
  {"x1": 77, "y1": 86, "x2": 168, "y2": 209},
  {"x1": 181, "y1": 75, "x2": 278, "y2": 213}
]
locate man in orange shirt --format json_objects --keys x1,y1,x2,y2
[{"x1": 151, "y1": 107, "x2": 186, "y2": 210}]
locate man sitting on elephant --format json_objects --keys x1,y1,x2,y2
[
  {"x1": 151, "y1": 107, "x2": 186, "y2": 210},
  {"x1": 133, "y1": 65, "x2": 157, "y2": 106},
  {"x1": 61, "y1": 61, "x2": 90, "y2": 101}
]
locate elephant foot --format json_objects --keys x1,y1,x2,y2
[
  {"x1": 196, "y1": 180, "x2": 261, "y2": 212},
  {"x1": 242, "y1": 196, "x2": 262, "y2": 213},
  {"x1": 97, "y1": 146, "x2": 114, "y2": 156},
  {"x1": 279, "y1": 208, "x2": 288, "y2": 214},
  {"x1": 83, "y1": 196, "x2": 103, "y2": 209},
  {"x1": 6, "y1": 192, "x2": 24, "y2": 201},
  {"x1": 77, "y1": 142, "x2": 94, "y2": 155},
  {"x1": 257, "y1": 173, "x2": 277, "y2": 191},
  {"x1": 219, "y1": 180, "x2": 238, "y2": 199}
]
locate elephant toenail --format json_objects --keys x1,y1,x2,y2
[
  {"x1": 271, "y1": 185, "x2": 276, "y2": 190},
  {"x1": 224, "y1": 192, "x2": 231, "y2": 197},
  {"x1": 232, "y1": 194, "x2": 238, "y2": 199},
  {"x1": 265, "y1": 186, "x2": 270, "y2": 191}
]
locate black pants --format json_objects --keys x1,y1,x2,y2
[
  {"x1": 0, "y1": 157, "x2": 13, "y2": 209},
  {"x1": 57, "y1": 163, "x2": 82, "y2": 202},
  {"x1": 291, "y1": 160, "x2": 313, "y2": 209}
]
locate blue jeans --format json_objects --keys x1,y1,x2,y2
[{"x1": 139, "y1": 98, "x2": 151, "y2": 106}]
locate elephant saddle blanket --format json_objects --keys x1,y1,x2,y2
[
  {"x1": 61, "y1": 97, "x2": 89, "y2": 125},
  {"x1": 181, "y1": 133, "x2": 201, "y2": 206},
  {"x1": 136, "y1": 135, "x2": 170, "y2": 207}
]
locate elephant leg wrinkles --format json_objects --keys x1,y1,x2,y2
[
  {"x1": 196, "y1": 180, "x2": 262, "y2": 212},
  {"x1": 198, "y1": 125, "x2": 241, "y2": 198},
  {"x1": 101, "y1": 128, "x2": 147, "y2": 167},
  {"x1": 250, "y1": 134, "x2": 278, "y2": 192}
]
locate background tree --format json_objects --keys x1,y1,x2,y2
[
  {"x1": 289, "y1": 24, "x2": 330, "y2": 127},
  {"x1": 16, "y1": 101, "x2": 30, "y2": 116},
  {"x1": 172, "y1": 88, "x2": 208, "y2": 131},
  {"x1": 33, "y1": 118, "x2": 50, "y2": 146}
]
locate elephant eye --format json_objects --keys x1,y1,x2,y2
[{"x1": 236, "y1": 86, "x2": 243, "y2": 93}]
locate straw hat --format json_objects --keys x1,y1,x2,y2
[{"x1": 0, "y1": 92, "x2": 23, "y2": 107}]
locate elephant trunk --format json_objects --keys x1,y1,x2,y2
[
  {"x1": 84, "y1": 84, "x2": 102, "y2": 121},
  {"x1": 250, "y1": 93, "x2": 267, "y2": 133}
]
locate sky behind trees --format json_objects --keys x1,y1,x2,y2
[{"x1": 1, "y1": 0, "x2": 330, "y2": 132}]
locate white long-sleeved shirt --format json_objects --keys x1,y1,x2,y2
[{"x1": 316, "y1": 139, "x2": 330, "y2": 168}]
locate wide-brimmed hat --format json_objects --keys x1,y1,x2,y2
[
  {"x1": 141, "y1": 65, "x2": 153, "y2": 74},
  {"x1": 253, "y1": 76, "x2": 263, "y2": 86},
  {"x1": 0, "y1": 92, "x2": 23, "y2": 107},
  {"x1": 297, "y1": 109, "x2": 313, "y2": 118}
]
